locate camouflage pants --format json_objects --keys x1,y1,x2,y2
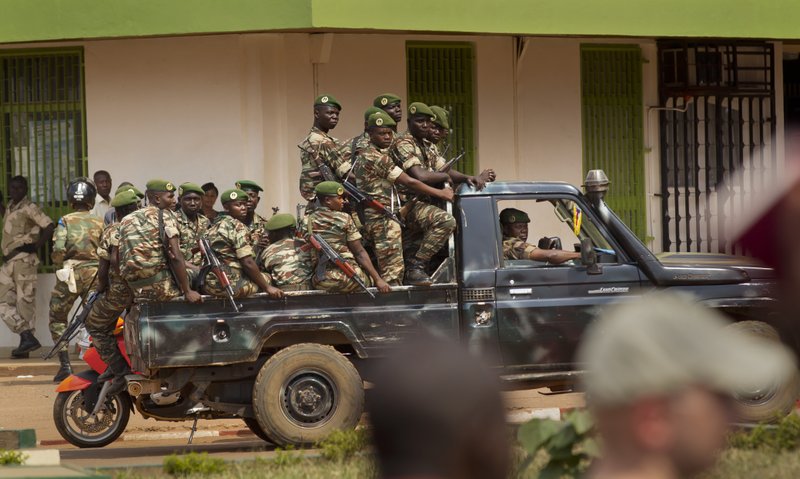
[
  {"x1": 204, "y1": 266, "x2": 271, "y2": 299},
  {"x1": 363, "y1": 209, "x2": 404, "y2": 285},
  {"x1": 0, "y1": 258, "x2": 37, "y2": 335},
  {"x1": 312, "y1": 258, "x2": 371, "y2": 294},
  {"x1": 403, "y1": 202, "x2": 456, "y2": 262},
  {"x1": 85, "y1": 278, "x2": 133, "y2": 365},
  {"x1": 49, "y1": 264, "x2": 98, "y2": 350}
]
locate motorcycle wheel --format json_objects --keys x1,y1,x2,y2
[{"x1": 53, "y1": 389, "x2": 131, "y2": 448}]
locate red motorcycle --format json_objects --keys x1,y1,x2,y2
[{"x1": 52, "y1": 318, "x2": 133, "y2": 448}]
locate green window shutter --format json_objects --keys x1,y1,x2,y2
[
  {"x1": 406, "y1": 42, "x2": 476, "y2": 175},
  {"x1": 580, "y1": 45, "x2": 647, "y2": 241},
  {"x1": 0, "y1": 48, "x2": 88, "y2": 272}
]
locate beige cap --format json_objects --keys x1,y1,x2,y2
[{"x1": 577, "y1": 292, "x2": 796, "y2": 407}]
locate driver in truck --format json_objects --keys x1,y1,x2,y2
[{"x1": 499, "y1": 208, "x2": 580, "y2": 264}]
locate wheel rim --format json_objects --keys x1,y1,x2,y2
[
  {"x1": 60, "y1": 390, "x2": 126, "y2": 444},
  {"x1": 734, "y1": 379, "x2": 779, "y2": 406},
  {"x1": 280, "y1": 369, "x2": 337, "y2": 427}
]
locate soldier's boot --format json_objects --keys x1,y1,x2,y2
[
  {"x1": 404, "y1": 258, "x2": 433, "y2": 287},
  {"x1": 11, "y1": 330, "x2": 41, "y2": 359},
  {"x1": 53, "y1": 351, "x2": 72, "y2": 383},
  {"x1": 104, "y1": 357, "x2": 131, "y2": 397}
]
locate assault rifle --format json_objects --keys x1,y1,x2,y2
[
  {"x1": 43, "y1": 291, "x2": 99, "y2": 360},
  {"x1": 341, "y1": 181, "x2": 405, "y2": 227},
  {"x1": 399, "y1": 149, "x2": 466, "y2": 218},
  {"x1": 309, "y1": 233, "x2": 375, "y2": 298},
  {"x1": 198, "y1": 237, "x2": 240, "y2": 312}
]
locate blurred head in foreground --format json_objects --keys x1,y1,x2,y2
[
  {"x1": 367, "y1": 337, "x2": 509, "y2": 479},
  {"x1": 579, "y1": 292, "x2": 795, "y2": 479}
]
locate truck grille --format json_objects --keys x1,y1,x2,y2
[{"x1": 462, "y1": 288, "x2": 495, "y2": 302}]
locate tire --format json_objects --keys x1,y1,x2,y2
[
  {"x1": 728, "y1": 321, "x2": 800, "y2": 423},
  {"x1": 53, "y1": 389, "x2": 132, "y2": 448},
  {"x1": 252, "y1": 343, "x2": 364, "y2": 447},
  {"x1": 243, "y1": 417, "x2": 271, "y2": 442}
]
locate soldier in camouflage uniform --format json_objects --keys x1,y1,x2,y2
[
  {"x1": 298, "y1": 95, "x2": 351, "y2": 201},
  {"x1": 499, "y1": 208, "x2": 580, "y2": 264},
  {"x1": 352, "y1": 111, "x2": 454, "y2": 285},
  {"x1": 176, "y1": 183, "x2": 210, "y2": 283},
  {"x1": 235, "y1": 180, "x2": 269, "y2": 255},
  {"x1": 258, "y1": 213, "x2": 312, "y2": 291},
  {"x1": 203, "y1": 189, "x2": 283, "y2": 299},
  {"x1": 118, "y1": 179, "x2": 202, "y2": 304},
  {"x1": 0, "y1": 176, "x2": 55, "y2": 359},
  {"x1": 48, "y1": 178, "x2": 104, "y2": 382},
  {"x1": 374, "y1": 93, "x2": 403, "y2": 126},
  {"x1": 308, "y1": 181, "x2": 390, "y2": 294},
  {"x1": 342, "y1": 106, "x2": 384, "y2": 178},
  {"x1": 84, "y1": 189, "x2": 140, "y2": 393}
]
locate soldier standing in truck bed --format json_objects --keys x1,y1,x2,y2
[
  {"x1": 298, "y1": 95, "x2": 350, "y2": 202},
  {"x1": 258, "y1": 213, "x2": 312, "y2": 292},
  {"x1": 175, "y1": 182, "x2": 210, "y2": 283}
]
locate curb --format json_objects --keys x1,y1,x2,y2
[{"x1": 38, "y1": 428, "x2": 256, "y2": 447}]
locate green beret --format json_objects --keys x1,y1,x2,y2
[
  {"x1": 499, "y1": 208, "x2": 530, "y2": 224},
  {"x1": 367, "y1": 111, "x2": 396, "y2": 128},
  {"x1": 220, "y1": 188, "x2": 249, "y2": 204},
  {"x1": 115, "y1": 184, "x2": 144, "y2": 199},
  {"x1": 145, "y1": 179, "x2": 176, "y2": 193},
  {"x1": 235, "y1": 180, "x2": 263, "y2": 193},
  {"x1": 408, "y1": 102, "x2": 434, "y2": 118},
  {"x1": 363, "y1": 106, "x2": 383, "y2": 122},
  {"x1": 110, "y1": 190, "x2": 139, "y2": 208},
  {"x1": 314, "y1": 94, "x2": 341, "y2": 110},
  {"x1": 430, "y1": 106, "x2": 450, "y2": 129},
  {"x1": 315, "y1": 181, "x2": 344, "y2": 197},
  {"x1": 265, "y1": 213, "x2": 296, "y2": 231},
  {"x1": 178, "y1": 182, "x2": 204, "y2": 197},
  {"x1": 373, "y1": 93, "x2": 401, "y2": 108}
]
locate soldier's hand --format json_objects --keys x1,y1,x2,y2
[
  {"x1": 375, "y1": 278, "x2": 391, "y2": 294},
  {"x1": 185, "y1": 289, "x2": 203, "y2": 304},
  {"x1": 257, "y1": 236, "x2": 270, "y2": 250},
  {"x1": 438, "y1": 187, "x2": 455, "y2": 203},
  {"x1": 480, "y1": 168, "x2": 496, "y2": 183},
  {"x1": 266, "y1": 285, "x2": 284, "y2": 299},
  {"x1": 467, "y1": 175, "x2": 487, "y2": 191}
]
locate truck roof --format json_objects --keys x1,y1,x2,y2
[{"x1": 457, "y1": 181, "x2": 583, "y2": 197}]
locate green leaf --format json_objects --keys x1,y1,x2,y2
[
  {"x1": 568, "y1": 410, "x2": 595, "y2": 435},
  {"x1": 539, "y1": 463, "x2": 567, "y2": 479},
  {"x1": 582, "y1": 438, "x2": 602, "y2": 458},
  {"x1": 549, "y1": 425, "x2": 578, "y2": 451},
  {"x1": 518, "y1": 418, "x2": 563, "y2": 452}
]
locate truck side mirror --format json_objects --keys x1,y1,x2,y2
[{"x1": 581, "y1": 238, "x2": 602, "y2": 275}]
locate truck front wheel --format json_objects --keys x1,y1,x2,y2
[
  {"x1": 252, "y1": 343, "x2": 364, "y2": 446},
  {"x1": 728, "y1": 321, "x2": 800, "y2": 423}
]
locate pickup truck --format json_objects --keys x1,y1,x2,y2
[{"x1": 123, "y1": 170, "x2": 797, "y2": 446}]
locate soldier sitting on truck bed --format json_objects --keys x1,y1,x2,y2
[
  {"x1": 175, "y1": 182, "x2": 210, "y2": 283},
  {"x1": 308, "y1": 181, "x2": 390, "y2": 294},
  {"x1": 203, "y1": 189, "x2": 283, "y2": 299},
  {"x1": 499, "y1": 208, "x2": 580, "y2": 265},
  {"x1": 258, "y1": 213, "x2": 312, "y2": 292}
]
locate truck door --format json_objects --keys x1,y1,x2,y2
[{"x1": 493, "y1": 195, "x2": 643, "y2": 370}]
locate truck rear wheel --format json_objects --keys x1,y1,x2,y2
[
  {"x1": 728, "y1": 321, "x2": 800, "y2": 423},
  {"x1": 252, "y1": 343, "x2": 364, "y2": 446}
]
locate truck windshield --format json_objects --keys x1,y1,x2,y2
[{"x1": 552, "y1": 199, "x2": 615, "y2": 251}]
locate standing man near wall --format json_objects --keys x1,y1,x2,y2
[
  {"x1": 298, "y1": 95, "x2": 350, "y2": 203},
  {"x1": 90, "y1": 170, "x2": 113, "y2": 219},
  {"x1": 0, "y1": 176, "x2": 55, "y2": 359}
]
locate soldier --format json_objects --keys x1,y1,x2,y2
[
  {"x1": 200, "y1": 182, "x2": 220, "y2": 222},
  {"x1": 90, "y1": 170, "x2": 113, "y2": 219},
  {"x1": 103, "y1": 182, "x2": 144, "y2": 226},
  {"x1": 429, "y1": 105, "x2": 450, "y2": 145},
  {"x1": 203, "y1": 189, "x2": 283, "y2": 299},
  {"x1": 0, "y1": 176, "x2": 54, "y2": 359},
  {"x1": 235, "y1": 180, "x2": 268, "y2": 253},
  {"x1": 427, "y1": 105, "x2": 496, "y2": 187},
  {"x1": 499, "y1": 208, "x2": 580, "y2": 264},
  {"x1": 176, "y1": 182, "x2": 210, "y2": 277},
  {"x1": 353, "y1": 111, "x2": 454, "y2": 286},
  {"x1": 258, "y1": 213, "x2": 312, "y2": 291},
  {"x1": 308, "y1": 181, "x2": 390, "y2": 294},
  {"x1": 342, "y1": 106, "x2": 384, "y2": 177},
  {"x1": 84, "y1": 189, "x2": 140, "y2": 395},
  {"x1": 298, "y1": 94, "x2": 349, "y2": 201},
  {"x1": 374, "y1": 93, "x2": 403, "y2": 125},
  {"x1": 48, "y1": 178, "x2": 104, "y2": 382},
  {"x1": 118, "y1": 179, "x2": 202, "y2": 304}
]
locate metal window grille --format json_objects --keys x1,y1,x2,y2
[
  {"x1": 658, "y1": 41, "x2": 775, "y2": 254},
  {"x1": 0, "y1": 49, "x2": 88, "y2": 272},
  {"x1": 580, "y1": 45, "x2": 647, "y2": 241},
  {"x1": 406, "y1": 42, "x2": 476, "y2": 175}
]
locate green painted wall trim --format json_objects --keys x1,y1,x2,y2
[{"x1": 2, "y1": 0, "x2": 800, "y2": 44}]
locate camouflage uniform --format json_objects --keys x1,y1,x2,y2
[
  {"x1": 308, "y1": 206, "x2": 370, "y2": 293},
  {"x1": 391, "y1": 131, "x2": 456, "y2": 263},
  {"x1": 118, "y1": 206, "x2": 182, "y2": 301},
  {"x1": 245, "y1": 212, "x2": 268, "y2": 253},
  {"x1": 259, "y1": 237, "x2": 312, "y2": 291},
  {"x1": 203, "y1": 215, "x2": 270, "y2": 298},
  {"x1": 502, "y1": 236, "x2": 538, "y2": 260},
  {"x1": 298, "y1": 127, "x2": 349, "y2": 201},
  {"x1": 176, "y1": 209, "x2": 209, "y2": 266},
  {"x1": 48, "y1": 212, "x2": 103, "y2": 349},
  {"x1": 85, "y1": 223, "x2": 133, "y2": 364},
  {"x1": 0, "y1": 198, "x2": 53, "y2": 334},
  {"x1": 352, "y1": 143, "x2": 405, "y2": 284}
]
